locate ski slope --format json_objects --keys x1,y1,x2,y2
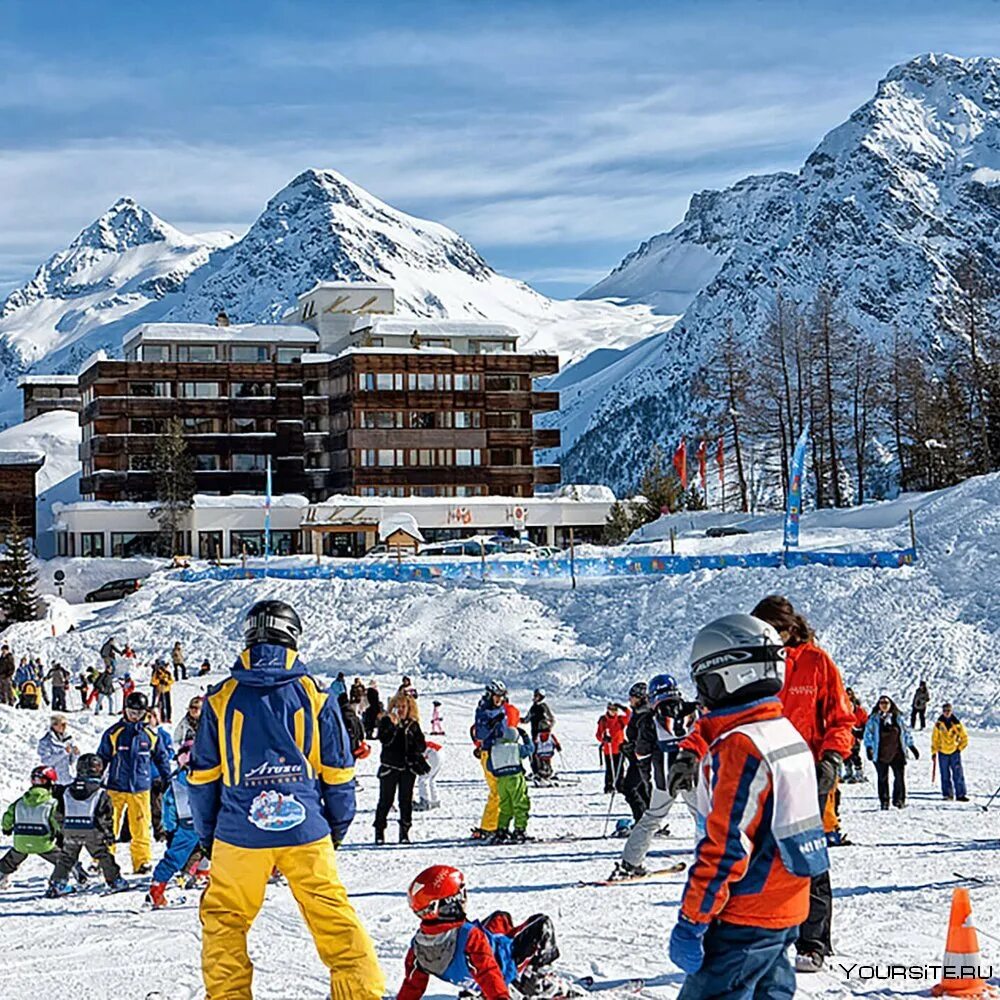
[{"x1": 0, "y1": 687, "x2": 998, "y2": 999}]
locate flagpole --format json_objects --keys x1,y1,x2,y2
[{"x1": 264, "y1": 454, "x2": 272, "y2": 570}]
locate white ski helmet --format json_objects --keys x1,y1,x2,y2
[{"x1": 690, "y1": 614, "x2": 786, "y2": 708}]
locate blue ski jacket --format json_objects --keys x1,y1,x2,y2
[
  {"x1": 97, "y1": 719, "x2": 172, "y2": 793},
  {"x1": 188, "y1": 643, "x2": 356, "y2": 849}
]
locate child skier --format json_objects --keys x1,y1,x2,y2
[
  {"x1": 398, "y1": 864, "x2": 562, "y2": 999},
  {"x1": 669, "y1": 614, "x2": 830, "y2": 997},
  {"x1": 0, "y1": 766, "x2": 62, "y2": 888},
  {"x1": 47, "y1": 754, "x2": 128, "y2": 897},
  {"x1": 488, "y1": 726, "x2": 532, "y2": 844},
  {"x1": 430, "y1": 700, "x2": 445, "y2": 735},
  {"x1": 147, "y1": 740, "x2": 200, "y2": 908},
  {"x1": 532, "y1": 730, "x2": 561, "y2": 785},
  {"x1": 415, "y1": 739, "x2": 442, "y2": 811}
]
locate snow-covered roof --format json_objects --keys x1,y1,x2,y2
[
  {"x1": 298, "y1": 280, "x2": 394, "y2": 300},
  {"x1": 335, "y1": 346, "x2": 459, "y2": 357},
  {"x1": 554, "y1": 484, "x2": 616, "y2": 502},
  {"x1": 314, "y1": 491, "x2": 609, "y2": 508},
  {"x1": 17, "y1": 375, "x2": 79, "y2": 388},
  {"x1": 0, "y1": 449, "x2": 45, "y2": 467},
  {"x1": 378, "y1": 512, "x2": 425, "y2": 543},
  {"x1": 54, "y1": 493, "x2": 309, "y2": 514},
  {"x1": 123, "y1": 322, "x2": 318, "y2": 347},
  {"x1": 355, "y1": 317, "x2": 519, "y2": 340}
]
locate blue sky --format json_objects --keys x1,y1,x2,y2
[{"x1": 2, "y1": 0, "x2": 999, "y2": 298}]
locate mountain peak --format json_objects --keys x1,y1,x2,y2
[{"x1": 72, "y1": 198, "x2": 185, "y2": 253}]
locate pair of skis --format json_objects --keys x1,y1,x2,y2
[{"x1": 579, "y1": 861, "x2": 687, "y2": 888}]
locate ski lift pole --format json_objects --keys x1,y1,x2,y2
[
  {"x1": 569, "y1": 527, "x2": 576, "y2": 590},
  {"x1": 908, "y1": 509, "x2": 917, "y2": 557}
]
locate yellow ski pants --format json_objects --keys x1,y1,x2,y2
[
  {"x1": 108, "y1": 790, "x2": 152, "y2": 871},
  {"x1": 200, "y1": 836, "x2": 384, "y2": 1000},
  {"x1": 479, "y1": 752, "x2": 500, "y2": 832}
]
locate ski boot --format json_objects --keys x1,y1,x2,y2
[
  {"x1": 73, "y1": 861, "x2": 90, "y2": 884},
  {"x1": 654, "y1": 824, "x2": 671, "y2": 838},
  {"x1": 608, "y1": 860, "x2": 647, "y2": 881},
  {"x1": 146, "y1": 881, "x2": 168, "y2": 909},
  {"x1": 611, "y1": 818, "x2": 633, "y2": 839},
  {"x1": 45, "y1": 880, "x2": 76, "y2": 898},
  {"x1": 795, "y1": 951, "x2": 824, "y2": 973},
  {"x1": 489, "y1": 829, "x2": 510, "y2": 845},
  {"x1": 514, "y1": 971, "x2": 569, "y2": 997},
  {"x1": 106, "y1": 877, "x2": 130, "y2": 894},
  {"x1": 509, "y1": 829, "x2": 527, "y2": 844},
  {"x1": 0, "y1": 874, "x2": 10, "y2": 890},
  {"x1": 470, "y1": 827, "x2": 489, "y2": 841}
]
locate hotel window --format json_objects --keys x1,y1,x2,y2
[
  {"x1": 408, "y1": 373, "x2": 436, "y2": 391},
  {"x1": 128, "y1": 454, "x2": 154, "y2": 471},
  {"x1": 453, "y1": 374, "x2": 481, "y2": 391},
  {"x1": 176, "y1": 344, "x2": 217, "y2": 362},
  {"x1": 361, "y1": 411, "x2": 403, "y2": 429},
  {"x1": 474, "y1": 340, "x2": 515, "y2": 353},
  {"x1": 180, "y1": 382, "x2": 220, "y2": 398},
  {"x1": 409, "y1": 412, "x2": 434, "y2": 429},
  {"x1": 490, "y1": 448, "x2": 518, "y2": 466},
  {"x1": 230, "y1": 345, "x2": 269, "y2": 362},
  {"x1": 485, "y1": 374, "x2": 520, "y2": 391},
  {"x1": 230, "y1": 381, "x2": 270, "y2": 398},
  {"x1": 130, "y1": 418, "x2": 164, "y2": 434},
  {"x1": 231, "y1": 453, "x2": 267, "y2": 472},
  {"x1": 183, "y1": 416, "x2": 219, "y2": 433},
  {"x1": 423, "y1": 338, "x2": 451, "y2": 349},
  {"x1": 194, "y1": 454, "x2": 221, "y2": 470},
  {"x1": 437, "y1": 373, "x2": 452, "y2": 390},
  {"x1": 276, "y1": 348, "x2": 303, "y2": 363},
  {"x1": 139, "y1": 344, "x2": 170, "y2": 362},
  {"x1": 456, "y1": 449, "x2": 482, "y2": 467},
  {"x1": 199, "y1": 531, "x2": 223, "y2": 560},
  {"x1": 80, "y1": 532, "x2": 104, "y2": 558},
  {"x1": 486, "y1": 411, "x2": 521, "y2": 428},
  {"x1": 131, "y1": 381, "x2": 172, "y2": 398},
  {"x1": 454, "y1": 411, "x2": 481, "y2": 429},
  {"x1": 231, "y1": 417, "x2": 270, "y2": 433},
  {"x1": 377, "y1": 449, "x2": 401, "y2": 466}
]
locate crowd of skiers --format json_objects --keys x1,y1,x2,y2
[{"x1": 0, "y1": 592, "x2": 983, "y2": 1000}]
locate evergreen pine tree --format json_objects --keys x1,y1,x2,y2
[
  {"x1": 149, "y1": 418, "x2": 195, "y2": 555},
  {"x1": 0, "y1": 510, "x2": 40, "y2": 623}
]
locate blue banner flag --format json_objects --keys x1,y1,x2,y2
[{"x1": 784, "y1": 424, "x2": 810, "y2": 549}]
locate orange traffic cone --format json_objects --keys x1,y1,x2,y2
[{"x1": 932, "y1": 888, "x2": 991, "y2": 997}]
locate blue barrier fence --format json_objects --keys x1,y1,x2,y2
[{"x1": 178, "y1": 546, "x2": 918, "y2": 585}]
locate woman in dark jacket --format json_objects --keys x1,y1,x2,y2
[
  {"x1": 863, "y1": 694, "x2": 918, "y2": 809},
  {"x1": 362, "y1": 685, "x2": 383, "y2": 739},
  {"x1": 373, "y1": 694, "x2": 425, "y2": 845}
]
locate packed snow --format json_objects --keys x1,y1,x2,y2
[{"x1": 0, "y1": 474, "x2": 997, "y2": 998}]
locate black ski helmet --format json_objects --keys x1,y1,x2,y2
[
  {"x1": 628, "y1": 681, "x2": 648, "y2": 702},
  {"x1": 76, "y1": 753, "x2": 105, "y2": 779},
  {"x1": 124, "y1": 691, "x2": 149, "y2": 713},
  {"x1": 243, "y1": 600, "x2": 302, "y2": 650}
]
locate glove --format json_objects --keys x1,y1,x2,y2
[
  {"x1": 472, "y1": 747, "x2": 483, "y2": 760},
  {"x1": 332, "y1": 837, "x2": 342, "y2": 850},
  {"x1": 668, "y1": 749, "x2": 700, "y2": 797},
  {"x1": 619, "y1": 740, "x2": 635, "y2": 757},
  {"x1": 602, "y1": 733, "x2": 612, "y2": 743},
  {"x1": 911, "y1": 745, "x2": 920, "y2": 760},
  {"x1": 199, "y1": 839, "x2": 213, "y2": 860},
  {"x1": 669, "y1": 914, "x2": 708, "y2": 974},
  {"x1": 865, "y1": 747, "x2": 873, "y2": 762},
  {"x1": 816, "y1": 752, "x2": 841, "y2": 797}
]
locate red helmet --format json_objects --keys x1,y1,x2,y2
[
  {"x1": 407, "y1": 865, "x2": 466, "y2": 919},
  {"x1": 31, "y1": 765, "x2": 58, "y2": 787}
]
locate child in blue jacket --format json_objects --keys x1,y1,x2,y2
[{"x1": 146, "y1": 740, "x2": 199, "y2": 908}]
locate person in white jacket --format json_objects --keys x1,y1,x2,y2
[{"x1": 37, "y1": 714, "x2": 80, "y2": 790}]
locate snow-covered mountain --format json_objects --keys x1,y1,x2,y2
[
  {"x1": 0, "y1": 199, "x2": 233, "y2": 379},
  {"x1": 566, "y1": 53, "x2": 1000, "y2": 490},
  {"x1": 0, "y1": 170, "x2": 666, "y2": 431}
]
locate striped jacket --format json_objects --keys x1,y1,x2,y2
[
  {"x1": 680, "y1": 698, "x2": 829, "y2": 929},
  {"x1": 188, "y1": 644, "x2": 356, "y2": 848}
]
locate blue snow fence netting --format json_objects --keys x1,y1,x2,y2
[{"x1": 178, "y1": 546, "x2": 917, "y2": 585}]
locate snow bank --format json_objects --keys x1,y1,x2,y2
[{"x1": 4, "y1": 473, "x2": 998, "y2": 724}]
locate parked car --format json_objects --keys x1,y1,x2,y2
[
  {"x1": 84, "y1": 578, "x2": 142, "y2": 603},
  {"x1": 705, "y1": 526, "x2": 750, "y2": 538}
]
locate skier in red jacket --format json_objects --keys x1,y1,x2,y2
[{"x1": 595, "y1": 703, "x2": 629, "y2": 793}]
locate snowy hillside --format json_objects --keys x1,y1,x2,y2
[
  {"x1": 7, "y1": 471, "x2": 999, "y2": 726},
  {"x1": 567, "y1": 53, "x2": 1000, "y2": 489}
]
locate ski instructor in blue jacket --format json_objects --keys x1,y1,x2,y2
[{"x1": 188, "y1": 600, "x2": 384, "y2": 1000}]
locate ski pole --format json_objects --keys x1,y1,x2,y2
[
  {"x1": 602, "y1": 753, "x2": 625, "y2": 838},
  {"x1": 981, "y1": 782, "x2": 1000, "y2": 813}
]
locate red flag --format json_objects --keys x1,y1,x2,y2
[
  {"x1": 716, "y1": 436, "x2": 725, "y2": 486},
  {"x1": 672, "y1": 437, "x2": 688, "y2": 489},
  {"x1": 696, "y1": 439, "x2": 708, "y2": 493}
]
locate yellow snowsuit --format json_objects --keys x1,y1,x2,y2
[{"x1": 188, "y1": 644, "x2": 384, "y2": 1000}]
